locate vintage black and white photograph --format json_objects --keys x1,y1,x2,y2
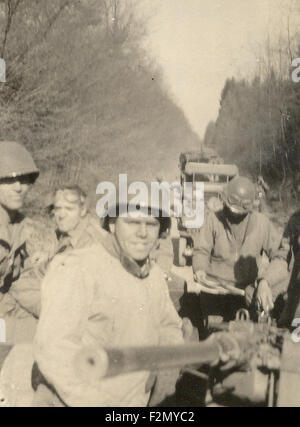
[{"x1": 0, "y1": 0, "x2": 299, "y2": 409}]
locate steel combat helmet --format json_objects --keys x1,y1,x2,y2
[
  {"x1": 99, "y1": 180, "x2": 172, "y2": 235},
  {"x1": 0, "y1": 141, "x2": 39, "y2": 181},
  {"x1": 223, "y1": 176, "x2": 256, "y2": 215}
]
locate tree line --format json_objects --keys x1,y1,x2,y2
[
  {"x1": 204, "y1": 4, "x2": 300, "y2": 206},
  {"x1": 0, "y1": 0, "x2": 200, "y2": 213}
]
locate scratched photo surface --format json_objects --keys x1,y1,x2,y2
[{"x1": 0, "y1": 0, "x2": 299, "y2": 408}]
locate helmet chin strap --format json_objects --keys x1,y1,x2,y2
[
  {"x1": 224, "y1": 204, "x2": 248, "y2": 224},
  {"x1": 114, "y1": 232, "x2": 149, "y2": 266},
  {"x1": 0, "y1": 202, "x2": 20, "y2": 222},
  {"x1": 110, "y1": 233, "x2": 150, "y2": 278}
]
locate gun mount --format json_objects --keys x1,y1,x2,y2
[{"x1": 75, "y1": 309, "x2": 299, "y2": 407}]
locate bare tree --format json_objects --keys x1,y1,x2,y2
[{"x1": 1, "y1": 0, "x2": 22, "y2": 57}]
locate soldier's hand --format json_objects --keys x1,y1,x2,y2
[
  {"x1": 256, "y1": 280, "x2": 274, "y2": 312},
  {"x1": 244, "y1": 284, "x2": 255, "y2": 307},
  {"x1": 182, "y1": 317, "x2": 195, "y2": 342},
  {"x1": 191, "y1": 270, "x2": 208, "y2": 294},
  {"x1": 194, "y1": 270, "x2": 207, "y2": 283}
]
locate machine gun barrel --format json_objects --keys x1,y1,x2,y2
[{"x1": 74, "y1": 332, "x2": 241, "y2": 382}]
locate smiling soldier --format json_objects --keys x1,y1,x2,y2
[{"x1": 33, "y1": 181, "x2": 184, "y2": 407}]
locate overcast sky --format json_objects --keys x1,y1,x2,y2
[{"x1": 142, "y1": 0, "x2": 299, "y2": 138}]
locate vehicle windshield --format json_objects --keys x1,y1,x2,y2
[{"x1": 184, "y1": 173, "x2": 230, "y2": 183}]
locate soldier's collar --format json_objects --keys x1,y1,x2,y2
[
  {"x1": 67, "y1": 216, "x2": 89, "y2": 248},
  {"x1": 0, "y1": 205, "x2": 23, "y2": 225},
  {"x1": 102, "y1": 233, "x2": 151, "y2": 279}
]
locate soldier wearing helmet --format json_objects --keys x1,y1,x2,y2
[
  {"x1": 33, "y1": 180, "x2": 184, "y2": 407},
  {"x1": 192, "y1": 176, "x2": 281, "y2": 328},
  {"x1": 0, "y1": 141, "x2": 42, "y2": 346}
]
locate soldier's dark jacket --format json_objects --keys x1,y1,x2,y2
[
  {"x1": 0, "y1": 207, "x2": 45, "y2": 344},
  {"x1": 263, "y1": 209, "x2": 300, "y2": 292},
  {"x1": 263, "y1": 209, "x2": 300, "y2": 322}
]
